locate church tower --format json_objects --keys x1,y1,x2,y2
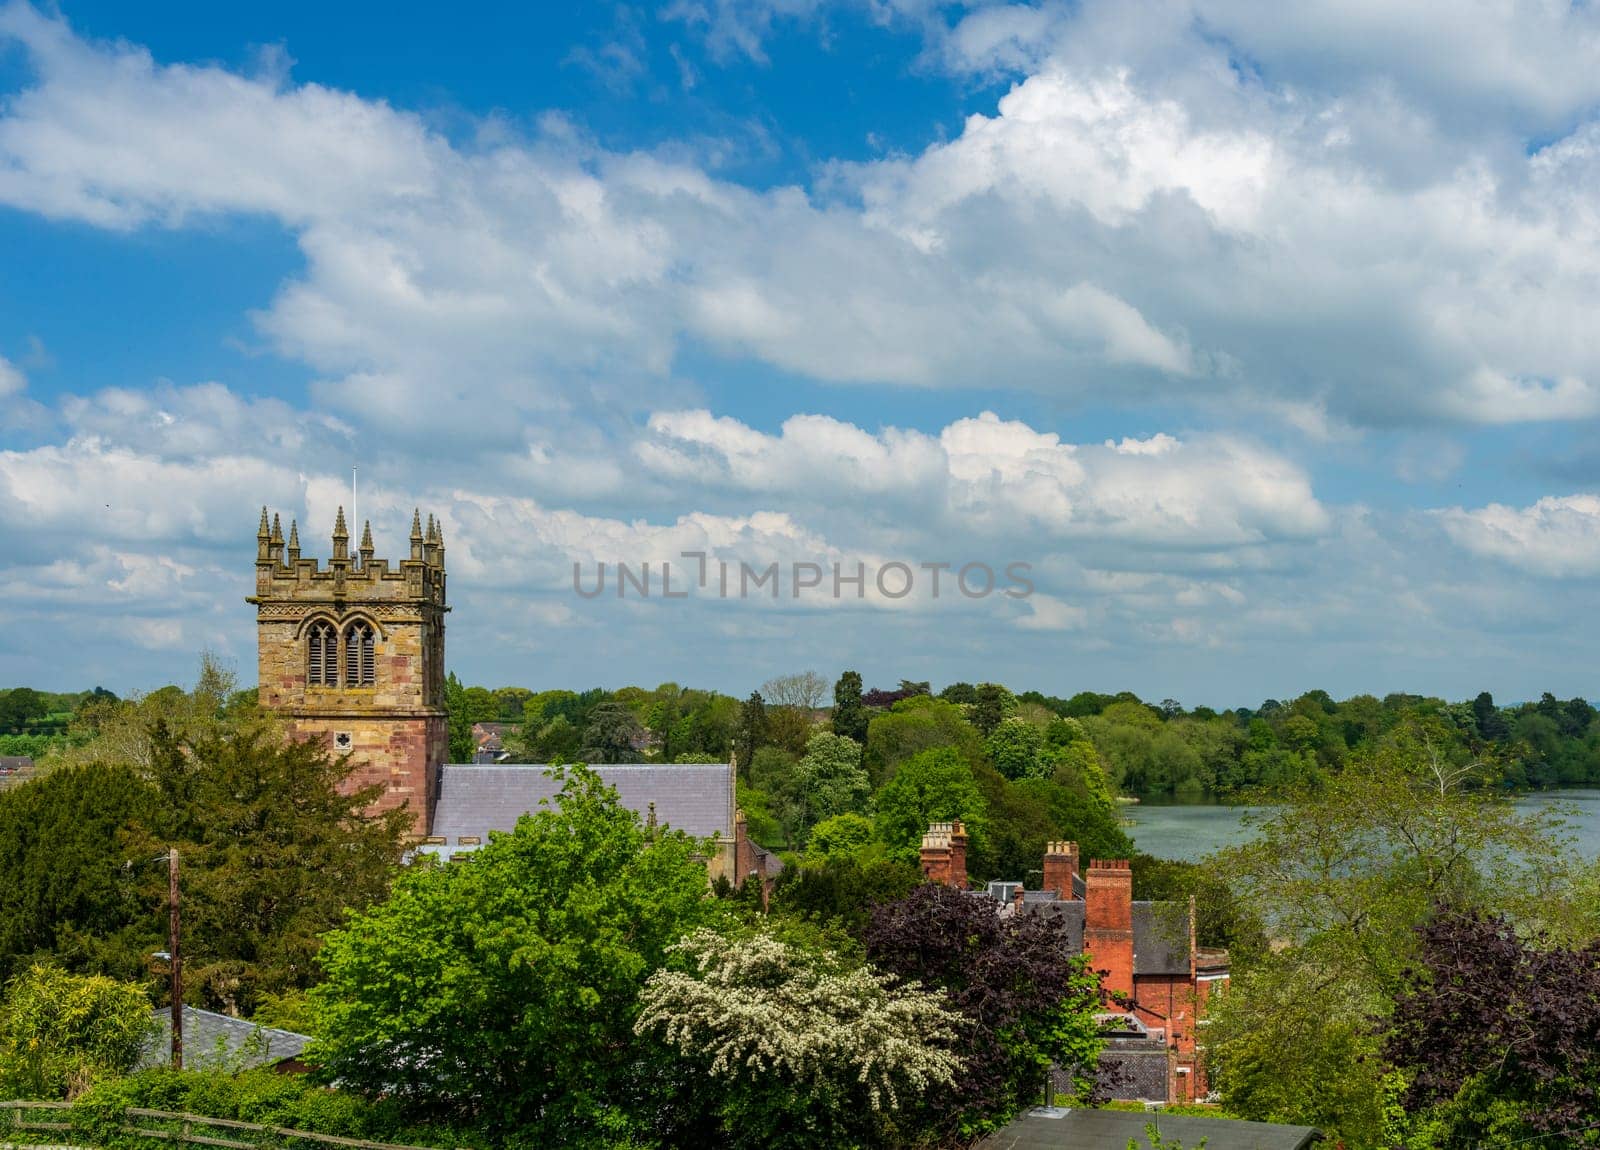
[{"x1": 248, "y1": 506, "x2": 448, "y2": 837}]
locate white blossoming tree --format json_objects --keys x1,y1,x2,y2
[{"x1": 636, "y1": 927, "x2": 966, "y2": 1149}]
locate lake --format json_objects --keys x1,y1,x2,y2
[{"x1": 1126, "y1": 788, "x2": 1600, "y2": 862}]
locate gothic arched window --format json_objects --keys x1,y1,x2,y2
[
  {"x1": 344, "y1": 622, "x2": 376, "y2": 687},
  {"x1": 308, "y1": 623, "x2": 337, "y2": 686}
]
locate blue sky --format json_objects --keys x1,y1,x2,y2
[{"x1": 3, "y1": 0, "x2": 1600, "y2": 707}]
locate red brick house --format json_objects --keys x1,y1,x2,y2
[{"x1": 920, "y1": 823, "x2": 1229, "y2": 1103}]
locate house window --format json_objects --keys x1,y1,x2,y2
[
  {"x1": 308, "y1": 623, "x2": 337, "y2": 686},
  {"x1": 344, "y1": 622, "x2": 376, "y2": 687}
]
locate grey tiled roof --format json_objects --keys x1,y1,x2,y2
[
  {"x1": 1099, "y1": 1042, "x2": 1172, "y2": 1102},
  {"x1": 430, "y1": 763, "x2": 734, "y2": 846},
  {"x1": 139, "y1": 1007, "x2": 310, "y2": 1070},
  {"x1": 1132, "y1": 901, "x2": 1192, "y2": 975},
  {"x1": 1018, "y1": 897, "x2": 1191, "y2": 974},
  {"x1": 978, "y1": 1108, "x2": 1321, "y2": 1149},
  {"x1": 1025, "y1": 898, "x2": 1085, "y2": 951}
]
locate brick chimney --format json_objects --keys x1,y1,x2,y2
[
  {"x1": 920, "y1": 824, "x2": 951, "y2": 886},
  {"x1": 1042, "y1": 840, "x2": 1079, "y2": 900},
  {"x1": 948, "y1": 820, "x2": 968, "y2": 890},
  {"x1": 920, "y1": 821, "x2": 968, "y2": 889},
  {"x1": 1084, "y1": 859, "x2": 1135, "y2": 1003}
]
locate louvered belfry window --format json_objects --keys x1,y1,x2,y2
[
  {"x1": 308, "y1": 623, "x2": 337, "y2": 686},
  {"x1": 345, "y1": 622, "x2": 376, "y2": 687}
]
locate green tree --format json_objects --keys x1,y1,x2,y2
[
  {"x1": 47, "y1": 654, "x2": 269, "y2": 775},
  {"x1": 677, "y1": 691, "x2": 737, "y2": 761},
  {"x1": 940, "y1": 682, "x2": 978, "y2": 705},
  {"x1": 986, "y1": 719, "x2": 1046, "y2": 781},
  {"x1": 1043, "y1": 719, "x2": 1118, "y2": 796},
  {"x1": 797, "y1": 731, "x2": 870, "y2": 825},
  {"x1": 749, "y1": 747, "x2": 806, "y2": 849},
  {"x1": 864, "y1": 697, "x2": 985, "y2": 787},
  {"x1": 873, "y1": 748, "x2": 988, "y2": 864},
  {"x1": 804, "y1": 813, "x2": 876, "y2": 863},
  {"x1": 769, "y1": 856, "x2": 923, "y2": 935},
  {"x1": 762, "y1": 673, "x2": 827, "y2": 756},
  {"x1": 310, "y1": 766, "x2": 711, "y2": 1138},
  {"x1": 1221, "y1": 735, "x2": 1568, "y2": 999},
  {"x1": 977, "y1": 774, "x2": 1131, "y2": 882},
  {"x1": 578, "y1": 701, "x2": 646, "y2": 763},
  {"x1": 0, "y1": 677, "x2": 404, "y2": 1009},
  {"x1": 0, "y1": 687, "x2": 46, "y2": 735},
  {"x1": 734, "y1": 691, "x2": 768, "y2": 777},
  {"x1": 0, "y1": 965, "x2": 153, "y2": 1099},
  {"x1": 519, "y1": 696, "x2": 584, "y2": 763},
  {"x1": 444, "y1": 673, "x2": 474, "y2": 763},
  {"x1": 635, "y1": 927, "x2": 964, "y2": 1150},
  {"x1": 831, "y1": 670, "x2": 868, "y2": 744},
  {"x1": 0, "y1": 763, "x2": 160, "y2": 981},
  {"x1": 493, "y1": 686, "x2": 535, "y2": 723},
  {"x1": 645, "y1": 683, "x2": 683, "y2": 762},
  {"x1": 1206, "y1": 956, "x2": 1390, "y2": 1147},
  {"x1": 460, "y1": 686, "x2": 499, "y2": 726},
  {"x1": 1128, "y1": 854, "x2": 1265, "y2": 958},
  {"x1": 971, "y1": 683, "x2": 1017, "y2": 737},
  {"x1": 1208, "y1": 730, "x2": 1583, "y2": 1141},
  {"x1": 136, "y1": 724, "x2": 410, "y2": 1015}
]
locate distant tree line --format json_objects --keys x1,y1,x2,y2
[
  {"x1": 1007, "y1": 686, "x2": 1600, "y2": 797},
  {"x1": 17, "y1": 676, "x2": 1600, "y2": 799},
  {"x1": 425, "y1": 676, "x2": 1600, "y2": 799}
]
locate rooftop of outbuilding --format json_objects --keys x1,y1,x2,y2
[{"x1": 978, "y1": 1106, "x2": 1321, "y2": 1149}]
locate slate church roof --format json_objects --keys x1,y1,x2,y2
[{"x1": 429, "y1": 763, "x2": 735, "y2": 848}]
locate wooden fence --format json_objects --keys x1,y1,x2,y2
[{"x1": 1, "y1": 1102, "x2": 448, "y2": 1150}]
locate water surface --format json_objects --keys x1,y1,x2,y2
[{"x1": 1126, "y1": 788, "x2": 1600, "y2": 862}]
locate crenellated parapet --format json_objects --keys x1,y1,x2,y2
[{"x1": 251, "y1": 505, "x2": 447, "y2": 608}]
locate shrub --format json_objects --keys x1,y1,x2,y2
[{"x1": 0, "y1": 966, "x2": 153, "y2": 1099}]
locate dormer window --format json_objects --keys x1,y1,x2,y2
[
  {"x1": 308, "y1": 623, "x2": 337, "y2": 686},
  {"x1": 345, "y1": 622, "x2": 376, "y2": 687}
]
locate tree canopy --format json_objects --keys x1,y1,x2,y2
[
  {"x1": 1205, "y1": 727, "x2": 1599, "y2": 1145},
  {"x1": 310, "y1": 766, "x2": 711, "y2": 1139},
  {"x1": 1387, "y1": 909, "x2": 1600, "y2": 1145},
  {"x1": 831, "y1": 670, "x2": 868, "y2": 744},
  {"x1": 636, "y1": 927, "x2": 964, "y2": 1149},
  {"x1": 0, "y1": 663, "x2": 409, "y2": 1014},
  {"x1": 0, "y1": 966, "x2": 153, "y2": 1100},
  {"x1": 865, "y1": 883, "x2": 1106, "y2": 1142},
  {"x1": 872, "y1": 747, "x2": 989, "y2": 863}
]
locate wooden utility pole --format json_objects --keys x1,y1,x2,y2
[{"x1": 168, "y1": 847, "x2": 183, "y2": 1071}]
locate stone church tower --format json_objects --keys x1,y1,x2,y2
[{"x1": 248, "y1": 506, "x2": 448, "y2": 837}]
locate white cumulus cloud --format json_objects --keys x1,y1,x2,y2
[
  {"x1": 0, "y1": 3, "x2": 1599, "y2": 428},
  {"x1": 1440, "y1": 494, "x2": 1600, "y2": 577}
]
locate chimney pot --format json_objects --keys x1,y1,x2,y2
[{"x1": 1042, "y1": 839, "x2": 1079, "y2": 901}]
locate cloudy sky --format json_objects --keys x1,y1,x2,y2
[{"x1": 2, "y1": 0, "x2": 1599, "y2": 706}]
